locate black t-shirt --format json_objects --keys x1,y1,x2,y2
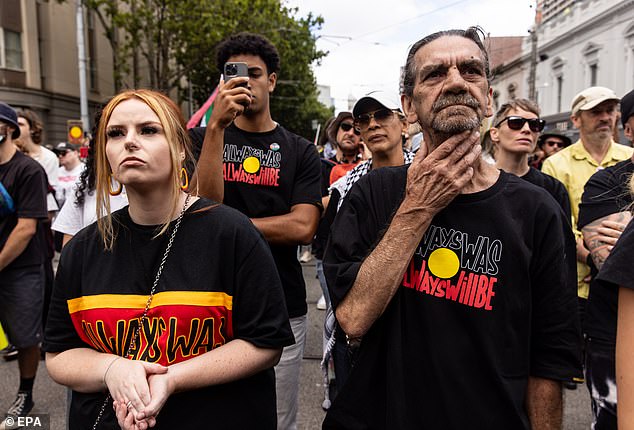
[
  {"x1": 43, "y1": 198, "x2": 294, "y2": 429},
  {"x1": 577, "y1": 159, "x2": 634, "y2": 341},
  {"x1": 323, "y1": 167, "x2": 583, "y2": 429},
  {"x1": 190, "y1": 124, "x2": 322, "y2": 318},
  {"x1": 521, "y1": 166, "x2": 572, "y2": 223},
  {"x1": 0, "y1": 150, "x2": 48, "y2": 269}
]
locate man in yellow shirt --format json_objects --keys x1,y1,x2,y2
[{"x1": 542, "y1": 86, "x2": 633, "y2": 321}]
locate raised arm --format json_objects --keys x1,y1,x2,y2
[
  {"x1": 194, "y1": 77, "x2": 251, "y2": 203},
  {"x1": 336, "y1": 130, "x2": 481, "y2": 339}
]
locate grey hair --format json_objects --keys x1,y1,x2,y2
[{"x1": 402, "y1": 26, "x2": 491, "y2": 97}]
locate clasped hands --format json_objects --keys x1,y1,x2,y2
[{"x1": 104, "y1": 357, "x2": 173, "y2": 430}]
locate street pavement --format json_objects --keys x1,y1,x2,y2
[{"x1": 0, "y1": 260, "x2": 593, "y2": 429}]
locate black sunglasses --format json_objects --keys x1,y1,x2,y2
[
  {"x1": 496, "y1": 116, "x2": 545, "y2": 132},
  {"x1": 354, "y1": 109, "x2": 399, "y2": 130},
  {"x1": 544, "y1": 139, "x2": 565, "y2": 148},
  {"x1": 339, "y1": 122, "x2": 361, "y2": 136}
]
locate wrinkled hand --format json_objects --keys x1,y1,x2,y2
[
  {"x1": 105, "y1": 358, "x2": 167, "y2": 416},
  {"x1": 597, "y1": 216, "x2": 632, "y2": 249},
  {"x1": 403, "y1": 130, "x2": 481, "y2": 214},
  {"x1": 208, "y1": 77, "x2": 252, "y2": 129}
]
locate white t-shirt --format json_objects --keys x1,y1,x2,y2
[
  {"x1": 52, "y1": 188, "x2": 128, "y2": 237},
  {"x1": 31, "y1": 146, "x2": 60, "y2": 212},
  {"x1": 57, "y1": 163, "x2": 85, "y2": 208}
]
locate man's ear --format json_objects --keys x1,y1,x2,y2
[
  {"x1": 268, "y1": 72, "x2": 277, "y2": 93},
  {"x1": 401, "y1": 94, "x2": 419, "y2": 125},
  {"x1": 485, "y1": 87, "x2": 494, "y2": 118},
  {"x1": 571, "y1": 113, "x2": 582, "y2": 130}
]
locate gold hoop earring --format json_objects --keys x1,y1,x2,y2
[
  {"x1": 109, "y1": 174, "x2": 122, "y2": 196},
  {"x1": 180, "y1": 167, "x2": 189, "y2": 191}
]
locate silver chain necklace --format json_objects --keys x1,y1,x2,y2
[{"x1": 92, "y1": 193, "x2": 191, "y2": 430}]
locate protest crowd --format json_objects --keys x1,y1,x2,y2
[{"x1": 2, "y1": 16, "x2": 634, "y2": 430}]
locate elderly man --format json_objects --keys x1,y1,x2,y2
[
  {"x1": 542, "y1": 87, "x2": 633, "y2": 323},
  {"x1": 323, "y1": 27, "x2": 582, "y2": 429}
]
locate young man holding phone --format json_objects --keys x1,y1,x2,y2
[{"x1": 191, "y1": 33, "x2": 322, "y2": 430}]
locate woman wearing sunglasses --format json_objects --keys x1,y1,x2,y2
[
  {"x1": 490, "y1": 99, "x2": 571, "y2": 221},
  {"x1": 43, "y1": 90, "x2": 293, "y2": 429},
  {"x1": 322, "y1": 91, "x2": 414, "y2": 398}
]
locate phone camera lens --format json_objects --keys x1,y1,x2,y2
[{"x1": 226, "y1": 64, "x2": 237, "y2": 75}]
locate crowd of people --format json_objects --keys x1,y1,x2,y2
[{"x1": 0, "y1": 26, "x2": 634, "y2": 430}]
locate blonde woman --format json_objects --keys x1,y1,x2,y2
[{"x1": 43, "y1": 90, "x2": 293, "y2": 429}]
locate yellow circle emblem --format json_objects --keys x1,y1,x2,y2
[
  {"x1": 427, "y1": 248, "x2": 460, "y2": 279},
  {"x1": 243, "y1": 156, "x2": 261, "y2": 174}
]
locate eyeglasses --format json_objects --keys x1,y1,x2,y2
[
  {"x1": 339, "y1": 122, "x2": 361, "y2": 136},
  {"x1": 495, "y1": 116, "x2": 545, "y2": 132},
  {"x1": 57, "y1": 150, "x2": 69, "y2": 157},
  {"x1": 544, "y1": 139, "x2": 565, "y2": 148},
  {"x1": 354, "y1": 109, "x2": 400, "y2": 130}
]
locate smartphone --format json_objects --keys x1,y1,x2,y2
[{"x1": 224, "y1": 62, "x2": 248, "y2": 86}]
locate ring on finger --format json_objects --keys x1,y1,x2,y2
[{"x1": 126, "y1": 400, "x2": 133, "y2": 409}]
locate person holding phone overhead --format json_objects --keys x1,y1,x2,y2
[
  {"x1": 191, "y1": 33, "x2": 322, "y2": 430},
  {"x1": 43, "y1": 89, "x2": 293, "y2": 429}
]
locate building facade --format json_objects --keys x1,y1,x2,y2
[
  {"x1": 490, "y1": 0, "x2": 634, "y2": 142},
  {"x1": 0, "y1": 0, "x2": 114, "y2": 148}
]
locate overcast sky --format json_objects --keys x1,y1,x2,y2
[{"x1": 285, "y1": 0, "x2": 536, "y2": 112}]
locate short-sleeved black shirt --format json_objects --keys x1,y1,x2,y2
[
  {"x1": 43, "y1": 198, "x2": 294, "y2": 429},
  {"x1": 190, "y1": 124, "x2": 322, "y2": 318},
  {"x1": 578, "y1": 159, "x2": 634, "y2": 341},
  {"x1": 323, "y1": 167, "x2": 582, "y2": 429},
  {"x1": 0, "y1": 150, "x2": 48, "y2": 269}
]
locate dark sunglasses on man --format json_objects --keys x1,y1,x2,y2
[
  {"x1": 354, "y1": 108, "x2": 401, "y2": 130},
  {"x1": 495, "y1": 116, "x2": 546, "y2": 132},
  {"x1": 56, "y1": 150, "x2": 69, "y2": 157},
  {"x1": 339, "y1": 122, "x2": 361, "y2": 136},
  {"x1": 543, "y1": 139, "x2": 565, "y2": 148}
]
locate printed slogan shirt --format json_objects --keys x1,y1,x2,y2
[
  {"x1": 191, "y1": 124, "x2": 322, "y2": 319},
  {"x1": 323, "y1": 168, "x2": 583, "y2": 430},
  {"x1": 43, "y1": 199, "x2": 294, "y2": 429}
]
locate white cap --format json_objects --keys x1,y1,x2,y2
[
  {"x1": 571, "y1": 86, "x2": 619, "y2": 115},
  {"x1": 353, "y1": 91, "x2": 401, "y2": 117}
]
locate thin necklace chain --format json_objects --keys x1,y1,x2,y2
[{"x1": 92, "y1": 193, "x2": 191, "y2": 430}]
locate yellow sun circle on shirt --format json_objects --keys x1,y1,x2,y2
[
  {"x1": 428, "y1": 248, "x2": 460, "y2": 279},
  {"x1": 243, "y1": 156, "x2": 260, "y2": 174}
]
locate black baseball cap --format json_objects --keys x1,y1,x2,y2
[{"x1": 0, "y1": 102, "x2": 20, "y2": 139}]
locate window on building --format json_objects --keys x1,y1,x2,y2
[
  {"x1": 1, "y1": 29, "x2": 23, "y2": 70},
  {"x1": 589, "y1": 63, "x2": 598, "y2": 86},
  {"x1": 557, "y1": 75, "x2": 563, "y2": 113}
]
